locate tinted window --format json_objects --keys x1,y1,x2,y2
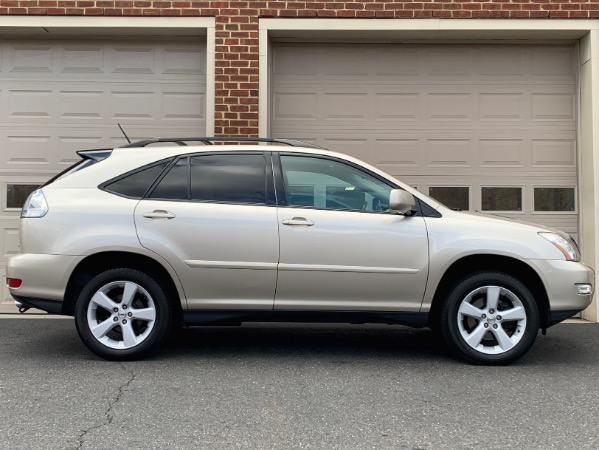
[
  {"x1": 190, "y1": 154, "x2": 267, "y2": 204},
  {"x1": 534, "y1": 187, "x2": 575, "y2": 212},
  {"x1": 104, "y1": 161, "x2": 170, "y2": 198},
  {"x1": 280, "y1": 155, "x2": 392, "y2": 212},
  {"x1": 429, "y1": 186, "x2": 470, "y2": 211},
  {"x1": 481, "y1": 187, "x2": 522, "y2": 212},
  {"x1": 149, "y1": 158, "x2": 189, "y2": 200}
]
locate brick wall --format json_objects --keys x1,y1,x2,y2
[{"x1": 1, "y1": 1, "x2": 597, "y2": 136}]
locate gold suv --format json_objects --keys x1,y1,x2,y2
[{"x1": 6, "y1": 138, "x2": 595, "y2": 364}]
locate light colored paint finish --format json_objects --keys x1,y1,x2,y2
[
  {"x1": 0, "y1": 17, "x2": 214, "y2": 36},
  {"x1": 6, "y1": 144, "x2": 593, "y2": 320},
  {"x1": 134, "y1": 200, "x2": 279, "y2": 310},
  {"x1": 275, "y1": 207, "x2": 429, "y2": 311}
]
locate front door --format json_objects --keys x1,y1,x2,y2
[{"x1": 274, "y1": 154, "x2": 429, "y2": 312}]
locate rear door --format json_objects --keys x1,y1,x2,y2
[
  {"x1": 274, "y1": 153, "x2": 429, "y2": 312},
  {"x1": 134, "y1": 152, "x2": 279, "y2": 309}
]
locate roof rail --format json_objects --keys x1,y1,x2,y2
[{"x1": 120, "y1": 137, "x2": 323, "y2": 149}]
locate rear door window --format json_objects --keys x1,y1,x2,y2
[
  {"x1": 148, "y1": 158, "x2": 189, "y2": 200},
  {"x1": 103, "y1": 160, "x2": 171, "y2": 199},
  {"x1": 190, "y1": 154, "x2": 267, "y2": 204},
  {"x1": 146, "y1": 153, "x2": 269, "y2": 205}
]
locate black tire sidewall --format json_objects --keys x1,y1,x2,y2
[
  {"x1": 441, "y1": 271, "x2": 539, "y2": 365},
  {"x1": 75, "y1": 268, "x2": 172, "y2": 360}
]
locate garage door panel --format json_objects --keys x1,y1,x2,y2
[
  {"x1": 376, "y1": 49, "x2": 419, "y2": 75},
  {"x1": 0, "y1": 125, "x2": 211, "y2": 171},
  {"x1": 531, "y1": 92, "x2": 576, "y2": 121},
  {"x1": 426, "y1": 139, "x2": 474, "y2": 168},
  {"x1": 2, "y1": 42, "x2": 206, "y2": 79},
  {"x1": 375, "y1": 93, "x2": 421, "y2": 121},
  {"x1": 531, "y1": 47, "x2": 576, "y2": 77},
  {"x1": 532, "y1": 139, "x2": 577, "y2": 168},
  {"x1": 0, "y1": 222, "x2": 19, "y2": 260},
  {"x1": 2, "y1": 84, "x2": 205, "y2": 125},
  {"x1": 274, "y1": 90, "x2": 575, "y2": 130},
  {"x1": 274, "y1": 44, "x2": 575, "y2": 84}
]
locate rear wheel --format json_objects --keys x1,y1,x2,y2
[
  {"x1": 440, "y1": 272, "x2": 539, "y2": 365},
  {"x1": 75, "y1": 268, "x2": 172, "y2": 360}
]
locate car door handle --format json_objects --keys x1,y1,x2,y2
[
  {"x1": 282, "y1": 217, "x2": 314, "y2": 227},
  {"x1": 142, "y1": 210, "x2": 176, "y2": 220}
]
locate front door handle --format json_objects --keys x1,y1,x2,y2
[
  {"x1": 282, "y1": 217, "x2": 314, "y2": 227},
  {"x1": 143, "y1": 210, "x2": 176, "y2": 220}
]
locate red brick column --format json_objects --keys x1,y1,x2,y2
[{"x1": 214, "y1": 9, "x2": 259, "y2": 137}]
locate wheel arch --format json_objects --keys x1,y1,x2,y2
[
  {"x1": 62, "y1": 251, "x2": 184, "y2": 323},
  {"x1": 428, "y1": 254, "x2": 550, "y2": 330}
]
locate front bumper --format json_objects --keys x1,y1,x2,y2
[
  {"x1": 531, "y1": 259, "x2": 595, "y2": 319},
  {"x1": 7, "y1": 253, "x2": 84, "y2": 313}
]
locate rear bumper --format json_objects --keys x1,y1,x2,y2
[
  {"x1": 11, "y1": 295, "x2": 63, "y2": 314},
  {"x1": 7, "y1": 253, "x2": 83, "y2": 310}
]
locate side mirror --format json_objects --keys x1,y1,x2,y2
[{"x1": 389, "y1": 189, "x2": 416, "y2": 215}]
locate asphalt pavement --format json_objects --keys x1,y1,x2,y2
[{"x1": 1, "y1": 318, "x2": 598, "y2": 449}]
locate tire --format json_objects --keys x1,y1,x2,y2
[
  {"x1": 440, "y1": 271, "x2": 539, "y2": 365},
  {"x1": 75, "y1": 268, "x2": 172, "y2": 360}
]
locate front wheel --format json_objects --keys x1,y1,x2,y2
[
  {"x1": 75, "y1": 268, "x2": 172, "y2": 360},
  {"x1": 440, "y1": 272, "x2": 539, "y2": 365}
]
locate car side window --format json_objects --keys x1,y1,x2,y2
[
  {"x1": 280, "y1": 155, "x2": 392, "y2": 212},
  {"x1": 149, "y1": 157, "x2": 189, "y2": 200},
  {"x1": 103, "y1": 160, "x2": 171, "y2": 199},
  {"x1": 147, "y1": 154, "x2": 267, "y2": 204},
  {"x1": 190, "y1": 154, "x2": 267, "y2": 204}
]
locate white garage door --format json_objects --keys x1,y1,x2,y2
[
  {"x1": 0, "y1": 38, "x2": 206, "y2": 312},
  {"x1": 272, "y1": 42, "x2": 578, "y2": 239}
]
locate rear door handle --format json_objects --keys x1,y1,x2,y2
[
  {"x1": 282, "y1": 217, "x2": 314, "y2": 227},
  {"x1": 143, "y1": 210, "x2": 176, "y2": 220}
]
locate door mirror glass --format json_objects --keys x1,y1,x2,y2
[{"x1": 389, "y1": 189, "x2": 416, "y2": 215}]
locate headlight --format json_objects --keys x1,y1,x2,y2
[
  {"x1": 21, "y1": 189, "x2": 48, "y2": 218},
  {"x1": 539, "y1": 232, "x2": 580, "y2": 261}
]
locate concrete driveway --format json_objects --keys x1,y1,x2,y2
[{"x1": 0, "y1": 318, "x2": 597, "y2": 449}]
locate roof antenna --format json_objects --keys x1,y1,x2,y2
[{"x1": 118, "y1": 123, "x2": 131, "y2": 144}]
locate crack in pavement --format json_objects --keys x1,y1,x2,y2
[{"x1": 76, "y1": 363, "x2": 136, "y2": 449}]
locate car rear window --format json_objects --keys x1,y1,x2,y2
[{"x1": 43, "y1": 150, "x2": 113, "y2": 187}]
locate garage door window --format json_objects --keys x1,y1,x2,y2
[
  {"x1": 481, "y1": 187, "x2": 523, "y2": 212},
  {"x1": 534, "y1": 187, "x2": 576, "y2": 212},
  {"x1": 429, "y1": 186, "x2": 469, "y2": 211},
  {"x1": 6, "y1": 184, "x2": 39, "y2": 209}
]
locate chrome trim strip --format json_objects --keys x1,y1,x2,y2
[
  {"x1": 185, "y1": 260, "x2": 277, "y2": 270},
  {"x1": 277, "y1": 263, "x2": 419, "y2": 274}
]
